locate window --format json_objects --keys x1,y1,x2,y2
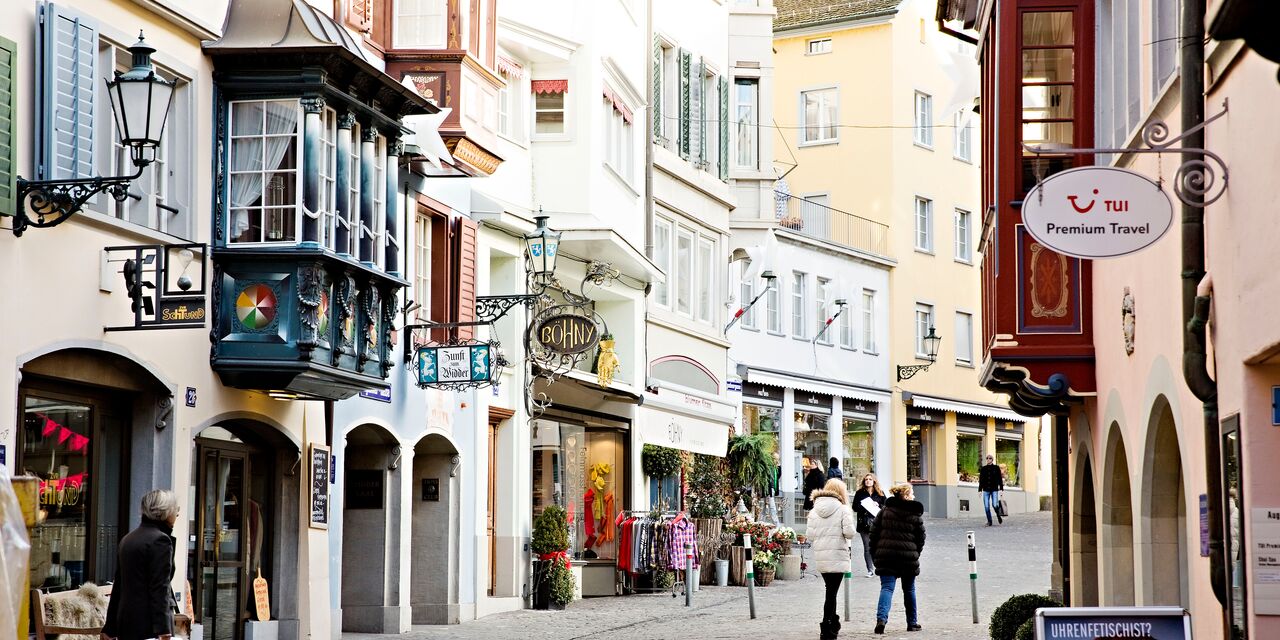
[
  {"x1": 815, "y1": 277, "x2": 831, "y2": 342},
  {"x1": 698, "y1": 237, "x2": 715, "y2": 323},
  {"x1": 915, "y1": 303, "x2": 934, "y2": 358},
  {"x1": 319, "y1": 108, "x2": 338, "y2": 250},
  {"x1": 957, "y1": 433, "x2": 983, "y2": 483},
  {"x1": 602, "y1": 96, "x2": 633, "y2": 181},
  {"x1": 228, "y1": 100, "x2": 301, "y2": 244},
  {"x1": 807, "y1": 38, "x2": 832, "y2": 55},
  {"x1": 766, "y1": 277, "x2": 781, "y2": 333},
  {"x1": 735, "y1": 79, "x2": 759, "y2": 169},
  {"x1": 0, "y1": 36, "x2": 13, "y2": 215},
  {"x1": 955, "y1": 311, "x2": 973, "y2": 364},
  {"x1": 659, "y1": 44, "x2": 677, "y2": 145},
  {"x1": 914, "y1": 197, "x2": 933, "y2": 252},
  {"x1": 954, "y1": 208, "x2": 971, "y2": 262},
  {"x1": 801, "y1": 88, "x2": 838, "y2": 144},
  {"x1": 395, "y1": 0, "x2": 446, "y2": 49},
  {"x1": 906, "y1": 423, "x2": 932, "y2": 482},
  {"x1": 372, "y1": 135, "x2": 387, "y2": 268},
  {"x1": 1096, "y1": 2, "x2": 1139, "y2": 148},
  {"x1": 533, "y1": 86, "x2": 566, "y2": 136},
  {"x1": 740, "y1": 261, "x2": 756, "y2": 329},
  {"x1": 791, "y1": 272, "x2": 806, "y2": 337},
  {"x1": 676, "y1": 229, "x2": 694, "y2": 315},
  {"x1": 498, "y1": 83, "x2": 512, "y2": 138},
  {"x1": 414, "y1": 213, "x2": 431, "y2": 321},
  {"x1": 861, "y1": 289, "x2": 875, "y2": 352},
  {"x1": 914, "y1": 91, "x2": 933, "y2": 147},
  {"x1": 953, "y1": 111, "x2": 972, "y2": 161},
  {"x1": 996, "y1": 437, "x2": 1021, "y2": 487},
  {"x1": 1021, "y1": 11, "x2": 1077, "y2": 191},
  {"x1": 653, "y1": 217, "x2": 672, "y2": 307},
  {"x1": 841, "y1": 418, "x2": 874, "y2": 494},
  {"x1": 345, "y1": 122, "x2": 362, "y2": 254},
  {"x1": 838, "y1": 294, "x2": 853, "y2": 348},
  {"x1": 532, "y1": 421, "x2": 625, "y2": 561},
  {"x1": 1152, "y1": 0, "x2": 1178, "y2": 96}
]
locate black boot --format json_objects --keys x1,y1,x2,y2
[
  {"x1": 874, "y1": 619, "x2": 886, "y2": 634},
  {"x1": 819, "y1": 619, "x2": 834, "y2": 640},
  {"x1": 831, "y1": 617, "x2": 842, "y2": 636}
]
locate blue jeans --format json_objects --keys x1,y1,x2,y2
[
  {"x1": 983, "y1": 490, "x2": 1001, "y2": 523},
  {"x1": 876, "y1": 574, "x2": 917, "y2": 625}
]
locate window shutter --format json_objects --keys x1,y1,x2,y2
[
  {"x1": 39, "y1": 3, "x2": 97, "y2": 181},
  {"x1": 690, "y1": 58, "x2": 703, "y2": 166},
  {"x1": 718, "y1": 75, "x2": 729, "y2": 181},
  {"x1": 678, "y1": 49, "x2": 690, "y2": 159},
  {"x1": 454, "y1": 216, "x2": 479, "y2": 341},
  {"x1": 346, "y1": 0, "x2": 372, "y2": 32},
  {"x1": 0, "y1": 37, "x2": 16, "y2": 215},
  {"x1": 652, "y1": 37, "x2": 662, "y2": 142}
]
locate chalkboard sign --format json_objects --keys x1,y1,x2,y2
[{"x1": 309, "y1": 444, "x2": 330, "y2": 529}]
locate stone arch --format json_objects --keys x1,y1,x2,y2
[
  {"x1": 411, "y1": 432, "x2": 461, "y2": 624},
  {"x1": 1139, "y1": 395, "x2": 1188, "y2": 607},
  {"x1": 1072, "y1": 450, "x2": 1099, "y2": 606},
  {"x1": 340, "y1": 422, "x2": 407, "y2": 632},
  {"x1": 1101, "y1": 422, "x2": 1135, "y2": 605},
  {"x1": 650, "y1": 355, "x2": 720, "y2": 395}
]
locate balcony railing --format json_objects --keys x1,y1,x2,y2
[{"x1": 780, "y1": 198, "x2": 889, "y2": 257}]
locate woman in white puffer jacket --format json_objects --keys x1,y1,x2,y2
[{"x1": 808, "y1": 477, "x2": 856, "y2": 639}]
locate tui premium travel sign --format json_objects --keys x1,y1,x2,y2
[{"x1": 1022, "y1": 166, "x2": 1174, "y2": 259}]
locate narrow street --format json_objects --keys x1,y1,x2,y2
[{"x1": 348, "y1": 512, "x2": 1051, "y2": 640}]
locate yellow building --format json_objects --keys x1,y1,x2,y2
[{"x1": 773, "y1": 0, "x2": 1038, "y2": 517}]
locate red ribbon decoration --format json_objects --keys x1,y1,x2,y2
[
  {"x1": 57, "y1": 426, "x2": 72, "y2": 445},
  {"x1": 42, "y1": 416, "x2": 58, "y2": 437},
  {"x1": 538, "y1": 550, "x2": 572, "y2": 570},
  {"x1": 69, "y1": 434, "x2": 90, "y2": 452}
]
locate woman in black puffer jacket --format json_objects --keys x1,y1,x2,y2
[{"x1": 869, "y1": 482, "x2": 925, "y2": 634}]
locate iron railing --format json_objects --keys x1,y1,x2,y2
[{"x1": 782, "y1": 198, "x2": 890, "y2": 257}]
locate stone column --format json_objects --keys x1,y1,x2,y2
[
  {"x1": 301, "y1": 97, "x2": 325, "y2": 246},
  {"x1": 359, "y1": 128, "x2": 377, "y2": 263},
  {"x1": 385, "y1": 140, "x2": 402, "y2": 276},
  {"x1": 335, "y1": 113, "x2": 355, "y2": 255}
]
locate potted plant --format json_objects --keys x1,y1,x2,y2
[
  {"x1": 688, "y1": 454, "x2": 730, "y2": 584},
  {"x1": 989, "y1": 593, "x2": 1062, "y2": 640},
  {"x1": 771, "y1": 526, "x2": 797, "y2": 557},
  {"x1": 726, "y1": 434, "x2": 775, "y2": 517},
  {"x1": 641, "y1": 444, "x2": 682, "y2": 479},
  {"x1": 753, "y1": 549, "x2": 778, "y2": 586},
  {"x1": 531, "y1": 505, "x2": 573, "y2": 610}
]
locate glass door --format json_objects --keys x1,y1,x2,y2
[{"x1": 193, "y1": 445, "x2": 249, "y2": 640}]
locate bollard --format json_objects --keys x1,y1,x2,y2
[
  {"x1": 685, "y1": 542, "x2": 694, "y2": 606},
  {"x1": 843, "y1": 540, "x2": 852, "y2": 622},
  {"x1": 744, "y1": 535, "x2": 757, "y2": 619},
  {"x1": 967, "y1": 531, "x2": 979, "y2": 624}
]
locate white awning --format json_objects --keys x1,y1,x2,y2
[
  {"x1": 906, "y1": 393, "x2": 1027, "y2": 423},
  {"x1": 745, "y1": 368, "x2": 891, "y2": 405},
  {"x1": 637, "y1": 385, "x2": 734, "y2": 457}
]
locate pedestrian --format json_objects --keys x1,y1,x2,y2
[
  {"x1": 979, "y1": 454, "x2": 1004, "y2": 526},
  {"x1": 808, "y1": 477, "x2": 856, "y2": 640},
  {"x1": 826, "y1": 456, "x2": 844, "y2": 480},
  {"x1": 802, "y1": 458, "x2": 826, "y2": 511},
  {"x1": 852, "y1": 472, "x2": 887, "y2": 577},
  {"x1": 102, "y1": 489, "x2": 180, "y2": 640},
  {"x1": 870, "y1": 482, "x2": 925, "y2": 634}
]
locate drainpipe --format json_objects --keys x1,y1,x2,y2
[
  {"x1": 1179, "y1": 0, "x2": 1228, "y2": 618},
  {"x1": 644, "y1": 0, "x2": 655, "y2": 257}
]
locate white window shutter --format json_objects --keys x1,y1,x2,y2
[
  {"x1": 690, "y1": 58, "x2": 702, "y2": 166},
  {"x1": 39, "y1": 3, "x2": 98, "y2": 181}
]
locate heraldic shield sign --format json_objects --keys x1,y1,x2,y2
[{"x1": 1022, "y1": 166, "x2": 1174, "y2": 260}]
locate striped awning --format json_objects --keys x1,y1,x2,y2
[
  {"x1": 497, "y1": 55, "x2": 525, "y2": 79},
  {"x1": 906, "y1": 392, "x2": 1027, "y2": 423},
  {"x1": 532, "y1": 79, "x2": 568, "y2": 94},
  {"x1": 602, "y1": 85, "x2": 634, "y2": 124}
]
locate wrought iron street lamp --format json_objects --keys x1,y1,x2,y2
[
  {"x1": 524, "y1": 214, "x2": 562, "y2": 286},
  {"x1": 14, "y1": 32, "x2": 175, "y2": 236},
  {"x1": 897, "y1": 326, "x2": 941, "y2": 381}
]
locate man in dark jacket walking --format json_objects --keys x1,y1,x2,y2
[
  {"x1": 103, "y1": 489, "x2": 179, "y2": 640},
  {"x1": 979, "y1": 455, "x2": 1004, "y2": 526},
  {"x1": 869, "y1": 483, "x2": 925, "y2": 634}
]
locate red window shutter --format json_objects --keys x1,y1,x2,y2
[
  {"x1": 346, "y1": 0, "x2": 371, "y2": 32},
  {"x1": 455, "y1": 217, "x2": 479, "y2": 340},
  {"x1": 429, "y1": 212, "x2": 454, "y2": 344}
]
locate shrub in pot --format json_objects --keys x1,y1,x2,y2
[
  {"x1": 989, "y1": 593, "x2": 1061, "y2": 640},
  {"x1": 1014, "y1": 618, "x2": 1036, "y2": 640},
  {"x1": 531, "y1": 505, "x2": 573, "y2": 610}
]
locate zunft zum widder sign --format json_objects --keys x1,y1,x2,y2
[{"x1": 1022, "y1": 166, "x2": 1174, "y2": 259}]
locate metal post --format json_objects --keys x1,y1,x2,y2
[
  {"x1": 685, "y1": 542, "x2": 694, "y2": 606},
  {"x1": 744, "y1": 535, "x2": 757, "y2": 619},
  {"x1": 844, "y1": 541, "x2": 853, "y2": 621},
  {"x1": 968, "y1": 531, "x2": 979, "y2": 624}
]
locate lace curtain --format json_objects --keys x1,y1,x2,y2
[{"x1": 230, "y1": 101, "x2": 299, "y2": 240}]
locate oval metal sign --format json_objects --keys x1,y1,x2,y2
[
  {"x1": 1022, "y1": 166, "x2": 1174, "y2": 259},
  {"x1": 535, "y1": 313, "x2": 600, "y2": 355}
]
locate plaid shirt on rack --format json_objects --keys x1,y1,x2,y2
[{"x1": 668, "y1": 518, "x2": 699, "y2": 569}]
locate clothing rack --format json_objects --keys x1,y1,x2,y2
[{"x1": 613, "y1": 510, "x2": 696, "y2": 597}]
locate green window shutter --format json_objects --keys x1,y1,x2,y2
[
  {"x1": 0, "y1": 37, "x2": 16, "y2": 215},
  {"x1": 719, "y1": 76, "x2": 729, "y2": 182},
  {"x1": 679, "y1": 49, "x2": 690, "y2": 159},
  {"x1": 652, "y1": 37, "x2": 662, "y2": 142},
  {"x1": 690, "y1": 58, "x2": 703, "y2": 166}
]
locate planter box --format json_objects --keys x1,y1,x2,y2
[
  {"x1": 775, "y1": 553, "x2": 802, "y2": 580},
  {"x1": 730, "y1": 545, "x2": 745, "y2": 585}
]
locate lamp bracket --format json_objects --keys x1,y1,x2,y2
[
  {"x1": 13, "y1": 165, "x2": 145, "y2": 236},
  {"x1": 896, "y1": 363, "x2": 933, "y2": 382},
  {"x1": 401, "y1": 293, "x2": 541, "y2": 364}
]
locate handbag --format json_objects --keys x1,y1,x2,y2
[{"x1": 997, "y1": 499, "x2": 1009, "y2": 518}]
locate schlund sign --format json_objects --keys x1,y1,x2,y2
[
  {"x1": 1022, "y1": 166, "x2": 1174, "y2": 259},
  {"x1": 536, "y1": 313, "x2": 600, "y2": 355}
]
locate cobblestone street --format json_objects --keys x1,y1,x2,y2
[{"x1": 347, "y1": 511, "x2": 1051, "y2": 640}]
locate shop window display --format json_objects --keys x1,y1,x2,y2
[
  {"x1": 956, "y1": 434, "x2": 983, "y2": 483},
  {"x1": 996, "y1": 437, "x2": 1021, "y2": 487},
  {"x1": 842, "y1": 418, "x2": 874, "y2": 494},
  {"x1": 741, "y1": 403, "x2": 781, "y2": 493},
  {"x1": 532, "y1": 420, "x2": 625, "y2": 561},
  {"x1": 793, "y1": 411, "x2": 828, "y2": 523},
  {"x1": 906, "y1": 423, "x2": 931, "y2": 482}
]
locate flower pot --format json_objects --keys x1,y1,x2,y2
[
  {"x1": 779, "y1": 541, "x2": 792, "y2": 556},
  {"x1": 715, "y1": 559, "x2": 729, "y2": 586},
  {"x1": 754, "y1": 566, "x2": 776, "y2": 586},
  {"x1": 532, "y1": 560, "x2": 553, "y2": 610},
  {"x1": 691, "y1": 568, "x2": 700, "y2": 591}
]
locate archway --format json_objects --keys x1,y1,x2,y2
[
  {"x1": 1102, "y1": 424, "x2": 1135, "y2": 605},
  {"x1": 340, "y1": 424, "x2": 404, "y2": 632},
  {"x1": 410, "y1": 433, "x2": 460, "y2": 624},
  {"x1": 190, "y1": 418, "x2": 302, "y2": 640},
  {"x1": 1072, "y1": 453, "x2": 1099, "y2": 606},
  {"x1": 1142, "y1": 398, "x2": 1188, "y2": 607}
]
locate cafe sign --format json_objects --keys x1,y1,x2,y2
[
  {"x1": 535, "y1": 313, "x2": 600, "y2": 355},
  {"x1": 417, "y1": 343, "x2": 493, "y2": 386},
  {"x1": 1022, "y1": 167, "x2": 1174, "y2": 260}
]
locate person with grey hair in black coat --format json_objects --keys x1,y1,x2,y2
[
  {"x1": 869, "y1": 482, "x2": 926, "y2": 634},
  {"x1": 102, "y1": 489, "x2": 180, "y2": 640}
]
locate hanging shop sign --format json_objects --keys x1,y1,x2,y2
[
  {"x1": 1035, "y1": 607, "x2": 1189, "y2": 640},
  {"x1": 417, "y1": 343, "x2": 493, "y2": 386},
  {"x1": 105, "y1": 243, "x2": 208, "y2": 331},
  {"x1": 535, "y1": 313, "x2": 600, "y2": 355},
  {"x1": 1022, "y1": 167, "x2": 1174, "y2": 260}
]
